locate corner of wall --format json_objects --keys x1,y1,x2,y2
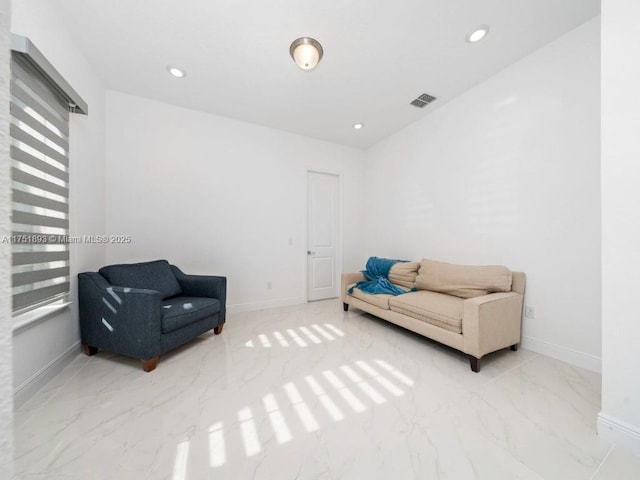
[{"x1": 597, "y1": 412, "x2": 640, "y2": 455}]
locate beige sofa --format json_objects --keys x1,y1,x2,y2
[{"x1": 341, "y1": 259, "x2": 525, "y2": 372}]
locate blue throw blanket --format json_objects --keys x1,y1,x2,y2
[{"x1": 348, "y1": 256, "x2": 410, "y2": 296}]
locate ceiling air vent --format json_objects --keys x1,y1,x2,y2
[{"x1": 410, "y1": 93, "x2": 437, "y2": 108}]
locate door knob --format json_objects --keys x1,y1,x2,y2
[{"x1": 307, "y1": 250, "x2": 316, "y2": 255}]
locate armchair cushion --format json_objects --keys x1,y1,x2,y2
[
  {"x1": 161, "y1": 297, "x2": 221, "y2": 334},
  {"x1": 170, "y1": 265, "x2": 226, "y2": 304},
  {"x1": 99, "y1": 259, "x2": 182, "y2": 300}
]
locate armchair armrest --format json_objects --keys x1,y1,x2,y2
[
  {"x1": 341, "y1": 272, "x2": 365, "y2": 303},
  {"x1": 78, "y1": 272, "x2": 163, "y2": 359},
  {"x1": 462, "y1": 292, "x2": 524, "y2": 358},
  {"x1": 170, "y1": 266, "x2": 227, "y2": 307}
]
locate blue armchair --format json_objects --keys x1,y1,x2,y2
[{"x1": 78, "y1": 260, "x2": 226, "y2": 372}]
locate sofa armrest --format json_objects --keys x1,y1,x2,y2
[
  {"x1": 341, "y1": 272, "x2": 365, "y2": 303},
  {"x1": 78, "y1": 272, "x2": 163, "y2": 359},
  {"x1": 170, "y1": 266, "x2": 227, "y2": 306},
  {"x1": 462, "y1": 292, "x2": 524, "y2": 358}
]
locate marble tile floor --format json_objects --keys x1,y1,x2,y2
[{"x1": 10, "y1": 299, "x2": 640, "y2": 479}]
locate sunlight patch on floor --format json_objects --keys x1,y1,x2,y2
[
  {"x1": 208, "y1": 422, "x2": 226, "y2": 468},
  {"x1": 284, "y1": 382, "x2": 320, "y2": 432},
  {"x1": 322, "y1": 370, "x2": 367, "y2": 413},
  {"x1": 375, "y1": 359, "x2": 415, "y2": 386},
  {"x1": 244, "y1": 323, "x2": 348, "y2": 349},
  {"x1": 286, "y1": 328, "x2": 308, "y2": 347},
  {"x1": 357, "y1": 360, "x2": 405, "y2": 397},
  {"x1": 305, "y1": 375, "x2": 345, "y2": 422},
  {"x1": 172, "y1": 440, "x2": 190, "y2": 480},
  {"x1": 263, "y1": 393, "x2": 293, "y2": 444},
  {"x1": 340, "y1": 365, "x2": 386, "y2": 405},
  {"x1": 238, "y1": 407, "x2": 261, "y2": 457}
]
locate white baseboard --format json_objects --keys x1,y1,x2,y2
[
  {"x1": 227, "y1": 296, "x2": 307, "y2": 314},
  {"x1": 14, "y1": 340, "x2": 80, "y2": 407},
  {"x1": 521, "y1": 335, "x2": 601, "y2": 373},
  {"x1": 598, "y1": 412, "x2": 640, "y2": 454}
]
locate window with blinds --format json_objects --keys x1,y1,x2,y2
[{"x1": 9, "y1": 53, "x2": 71, "y2": 314}]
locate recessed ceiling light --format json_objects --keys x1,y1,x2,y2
[
  {"x1": 466, "y1": 25, "x2": 490, "y2": 43},
  {"x1": 167, "y1": 65, "x2": 186, "y2": 78},
  {"x1": 353, "y1": 123, "x2": 364, "y2": 130}
]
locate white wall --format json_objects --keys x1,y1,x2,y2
[
  {"x1": 0, "y1": 0, "x2": 14, "y2": 476},
  {"x1": 105, "y1": 91, "x2": 365, "y2": 311},
  {"x1": 599, "y1": 0, "x2": 640, "y2": 454},
  {"x1": 363, "y1": 18, "x2": 601, "y2": 371},
  {"x1": 11, "y1": 0, "x2": 107, "y2": 399}
]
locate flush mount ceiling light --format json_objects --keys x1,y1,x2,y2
[
  {"x1": 289, "y1": 37, "x2": 324, "y2": 70},
  {"x1": 352, "y1": 123, "x2": 364, "y2": 130},
  {"x1": 465, "y1": 25, "x2": 490, "y2": 43},
  {"x1": 167, "y1": 65, "x2": 186, "y2": 78}
]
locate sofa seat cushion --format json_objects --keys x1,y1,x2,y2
[
  {"x1": 348, "y1": 284, "x2": 393, "y2": 310},
  {"x1": 161, "y1": 297, "x2": 221, "y2": 333},
  {"x1": 389, "y1": 291, "x2": 464, "y2": 333},
  {"x1": 100, "y1": 259, "x2": 182, "y2": 300}
]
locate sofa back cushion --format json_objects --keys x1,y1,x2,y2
[
  {"x1": 415, "y1": 259, "x2": 512, "y2": 298},
  {"x1": 388, "y1": 261, "x2": 420, "y2": 288},
  {"x1": 99, "y1": 259, "x2": 182, "y2": 299}
]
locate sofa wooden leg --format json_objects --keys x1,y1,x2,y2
[
  {"x1": 510, "y1": 344, "x2": 519, "y2": 351},
  {"x1": 81, "y1": 344, "x2": 98, "y2": 356},
  {"x1": 343, "y1": 302, "x2": 349, "y2": 312},
  {"x1": 141, "y1": 356, "x2": 159, "y2": 372},
  {"x1": 214, "y1": 324, "x2": 224, "y2": 335},
  {"x1": 469, "y1": 355, "x2": 481, "y2": 372}
]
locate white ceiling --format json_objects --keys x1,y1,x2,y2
[{"x1": 52, "y1": 0, "x2": 600, "y2": 149}]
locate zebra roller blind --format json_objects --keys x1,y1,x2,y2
[{"x1": 10, "y1": 51, "x2": 71, "y2": 313}]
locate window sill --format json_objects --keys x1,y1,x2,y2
[{"x1": 12, "y1": 302, "x2": 71, "y2": 334}]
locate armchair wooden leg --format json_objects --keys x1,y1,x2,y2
[
  {"x1": 469, "y1": 355, "x2": 481, "y2": 373},
  {"x1": 510, "y1": 344, "x2": 519, "y2": 351},
  {"x1": 81, "y1": 344, "x2": 98, "y2": 356},
  {"x1": 214, "y1": 324, "x2": 224, "y2": 335},
  {"x1": 141, "y1": 356, "x2": 159, "y2": 372},
  {"x1": 343, "y1": 302, "x2": 349, "y2": 312}
]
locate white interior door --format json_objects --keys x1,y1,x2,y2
[{"x1": 307, "y1": 172, "x2": 339, "y2": 301}]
